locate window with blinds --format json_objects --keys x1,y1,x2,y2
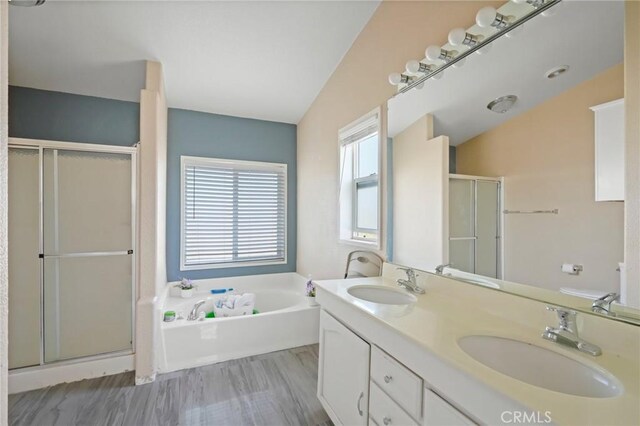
[
  {"x1": 181, "y1": 156, "x2": 287, "y2": 270},
  {"x1": 338, "y1": 108, "x2": 381, "y2": 246}
]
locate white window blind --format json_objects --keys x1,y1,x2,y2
[{"x1": 181, "y1": 156, "x2": 287, "y2": 270}]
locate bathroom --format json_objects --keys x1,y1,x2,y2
[{"x1": 0, "y1": 0, "x2": 639, "y2": 425}]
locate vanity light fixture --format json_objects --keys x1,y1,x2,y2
[
  {"x1": 388, "y1": 72, "x2": 413, "y2": 86},
  {"x1": 405, "y1": 60, "x2": 433, "y2": 75},
  {"x1": 487, "y1": 95, "x2": 518, "y2": 113},
  {"x1": 545, "y1": 65, "x2": 569, "y2": 79},
  {"x1": 388, "y1": 0, "x2": 562, "y2": 92},
  {"x1": 476, "y1": 6, "x2": 514, "y2": 29},
  {"x1": 425, "y1": 46, "x2": 457, "y2": 63},
  {"x1": 512, "y1": 0, "x2": 546, "y2": 8},
  {"x1": 8, "y1": 0, "x2": 45, "y2": 5},
  {"x1": 448, "y1": 28, "x2": 482, "y2": 47}
]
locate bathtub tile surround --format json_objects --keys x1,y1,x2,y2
[
  {"x1": 166, "y1": 108, "x2": 297, "y2": 282},
  {"x1": 8, "y1": 345, "x2": 330, "y2": 426},
  {"x1": 159, "y1": 273, "x2": 318, "y2": 373}
]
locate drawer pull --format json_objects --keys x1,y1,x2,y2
[
  {"x1": 384, "y1": 375, "x2": 393, "y2": 383},
  {"x1": 357, "y1": 391, "x2": 364, "y2": 416},
  {"x1": 383, "y1": 416, "x2": 392, "y2": 425}
]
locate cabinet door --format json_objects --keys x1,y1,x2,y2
[
  {"x1": 318, "y1": 310, "x2": 370, "y2": 425},
  {"x1": 424, "y1": 389, "x2": 475, "y2": 426}
]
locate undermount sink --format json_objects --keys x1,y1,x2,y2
[
  {"x1": 458, "y1": 335, "x2": 622, "y2": 398},
  {"x1": 347, "y1": 285, "x2": 417, "y2": 305}
]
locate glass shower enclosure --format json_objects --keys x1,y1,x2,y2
[
  {"x1": 8, "y1": 139, "x2": 136, "y2": 369},
  {"x1": 449, "y1": 175, "x2": 502, "y2": 279}
]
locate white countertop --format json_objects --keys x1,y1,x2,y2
[{"x1": 315, "y1": 266, "x2": 640, "y2": 425}]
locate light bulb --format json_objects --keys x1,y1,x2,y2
[
  {"x1": 505, "y1": 25, "x2": 523, "y2": 38},
  {"x1": 452, "y1": 58, "x2": 466, "y2": 69},
  {"x1": 406, "y1": 60, "x2": 421, "y2": 74},
  {"x1": 511, "y1": 0, "x2": 528, "y2": 4},
  {"x1": 431, "y1": 71, "x2": 444, "y2": 81},
  {"x1": 388, "y1": 72, "x2": 402, "y2": 86},
  {"x1": 416, "y1": 82, "x2": 425, "y2": 90},
  {"x1": 425, "y1": 45, "x2": 443, "y2": 62},
  {"x1": 476, "y1": 6, "x2": 498, "y2": 28},
  {"x1": 448, "y1": 28, "x2": 467, "y2": 46}
]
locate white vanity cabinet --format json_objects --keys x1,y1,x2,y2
[
  {"x1": 319, "y1": 310, "x2": 475, "y2": 426},
  {"x1": 317, "y1": 310, "x2": 370, "y2": 425},
  {"x1": 591, "y1": 98, "x2": 625, "y2": 201}
]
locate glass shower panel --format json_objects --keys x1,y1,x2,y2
[
  {"x1": 449, "y1": 239, "x2": 475, "y2": 273},
  {"x1": 42, "y1": 148, "x2": 133, "y2": 363},
  {"x1": 43, "y1": 149, "x2": 132, "y2": 254},
  {"x1": 43, "y1": 255, "x2": 132, "y2": 362},
  {"x1": 449, "y1": 179, "x2": 475, "y2": 238},
  {"x1": 8, "y1": 148, "x2": 41, "y2": 369},
  {"x1": 476, "y1": 181, "x2": 500, "y2": 278}
]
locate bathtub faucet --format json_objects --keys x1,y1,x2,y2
[{"x1": 188, "y1": 300, "x2": 206, "y2": 321}]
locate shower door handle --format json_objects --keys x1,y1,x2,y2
[{"x1": 39, "y1": 250, "x2": 134, "y2": 258}]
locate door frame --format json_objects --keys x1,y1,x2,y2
[{"x1": 8, "y1": 137, "x2": 137, "y2": 368}]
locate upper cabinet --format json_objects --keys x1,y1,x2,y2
[{"x1": 591, "y1": 98, "x2": 625, "y2": 202}]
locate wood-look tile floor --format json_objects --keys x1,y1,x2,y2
[{"x1": 8, "y1": 345, "x2": 332, "y2": 426}]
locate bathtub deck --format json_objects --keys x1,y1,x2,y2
[{"x1": 8, "y1": 345, "x2": 332, "y2": 426}]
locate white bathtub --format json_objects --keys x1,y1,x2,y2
[{"x1": 158, "y1": 272, "x2": 319, "y2": 373}]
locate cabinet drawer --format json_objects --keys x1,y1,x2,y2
[
  {"x1": 370, "y1": 345, "x2": 423, "y2": 420},
  {"x1": 369, "y1": 381, "x2": 419, "y2": 426}
]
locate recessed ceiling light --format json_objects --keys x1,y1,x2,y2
[
  {"x1": 487, "y1": 95, "x2": 518, "y2": 114},
  {"x1": 546, "y1": 65, "x2": 570, "y2": 79}
]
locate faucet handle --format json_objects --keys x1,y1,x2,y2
[
  {"x1": 396, "y1": 267, "x2": 416, "y2": 280},
  {"x1": 546, "y1": 305, "x2": 577, "y2": 329}
]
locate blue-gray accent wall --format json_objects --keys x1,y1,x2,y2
[
  {"x1": 9, "y1": 86, "x2": 139, "y2": 146},
  {"x1": 166, "y1": 108, "x2": 297, "y2": 281},
  {"x1": 9, "y1": 86, "x2": 297, "y2": 282}
]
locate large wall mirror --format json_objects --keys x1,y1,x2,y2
[{"x1": 387, "y1": 0, "x2": 639, "y2": 324}]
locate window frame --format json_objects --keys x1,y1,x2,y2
[
  {"x1": 180, "y1": 155, "x2": 288, "y2": 271},
  {"x1": 338, "y1": 107, "x2": 382, "y2": 248}
]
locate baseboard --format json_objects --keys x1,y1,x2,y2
[{"x1": 8, "y1": 354, "x2": 135, "y2": 394}]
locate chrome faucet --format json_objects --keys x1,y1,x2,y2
[
  {"x1": 542, "y1": 306, "x2": 601, "y2": 356},
  {"x1": 396, "y1": 267, "x2": 426, "y2": 294},
  {"x1": 435, "y1": 263, "x2": 452, "y2": 275},
  {"x1": 187, "y1": 300, "x2": 206, "y2": 321},
  {"x1": 592, "y1": 292, "x2": 619, "y2": 316}
]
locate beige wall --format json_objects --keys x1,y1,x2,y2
[
  {"x1": 297, "y1": 0, "x2": 499, "y2": 279},
  {"x1": 456, "y1": 64, "x2": 624, "y2": 292}
]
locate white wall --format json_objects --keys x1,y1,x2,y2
[
  {"x1": 135, "y1": 61, "x2": 167, "y2": 384},
  {"x1": 624, "y1": 1, "x2": 640, "y2": 308},
  {"x1": 0, "y1": 0, "x2": 8, "y2": 422},
  {"x1": 393, "y1": 115, "x2": 449, "y2": 271}
]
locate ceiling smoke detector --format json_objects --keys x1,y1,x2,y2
[
  {"x1": 9, "y1": 0, "x2": 45, "y2": 6},
  {"x1": 546, "y1": 65, "x2": 570, "y2": 79},
  {"x1": 487, "y1": 95, "x2": 518, "y2": 114}
]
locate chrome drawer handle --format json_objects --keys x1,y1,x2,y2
[
  {"x1": 383, "y1": 416, "x2": 392, "y2": 425},
  {"x1": 357, "y1": 391, "x2": 364, "y2": 416},
  {"x1": 384, "y1": 375, "x2": 393, "y2": 383}
]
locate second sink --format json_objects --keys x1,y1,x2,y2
[
  {"x1": 347, "y1": 285, "x2": 417, "y2": 305},
  {"x1": 458, "y1": 335, "x2": 622, "y2": 398}
]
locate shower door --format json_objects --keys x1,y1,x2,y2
[
  {"x1": 8, "y1": 140, "x2": 136, "y2": 368},
  {"x1": 449, "y1": 176, "x2": 501, "y2": 278}
]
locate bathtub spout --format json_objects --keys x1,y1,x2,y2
[{"x1": 187, "y1": 300, "x2": 206, "y2": 321}]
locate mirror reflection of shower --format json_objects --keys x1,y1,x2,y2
[{"x1": 448, "y1": 175, "x2": 501, "y2": 279}]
